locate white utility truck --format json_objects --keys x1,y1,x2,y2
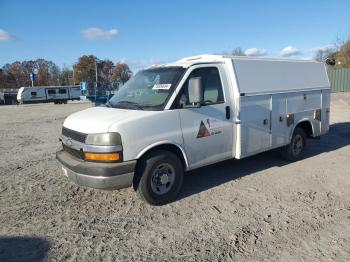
[
  {"x1": 57, "y1": 55, "x2": 330, "y2": 205},
  {"x1": 17, "y1": 86, "x2": 81, "y2": 104}
]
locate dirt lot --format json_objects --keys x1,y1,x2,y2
[{"x1": 1, "y1": 94, "x2": 350, "y2": 261}]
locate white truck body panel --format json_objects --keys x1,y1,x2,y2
[
  {"x1": 231, "y1": 58, "x2": 329, "y2": 94},
  {"x1": 61, "y1": 55, "x2": 330, "y2": 171},
  {"x1": 236, "y1": 90, "x2": 329, "y2": 159},
  {"x1": 228, "y1": 58, "x2": 330, "y2": 158}
]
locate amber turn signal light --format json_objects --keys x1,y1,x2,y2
[{"x1": 84, "y1": 152, "x2": 121, "y2": 162}]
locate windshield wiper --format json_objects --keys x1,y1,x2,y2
[{"x1": 113, "y1": 100, "x2": 144, "y2": 110}]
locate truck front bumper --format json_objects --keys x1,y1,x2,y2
[{"x1": 56, "y1": 150, "x2": 136, "y2": 189}]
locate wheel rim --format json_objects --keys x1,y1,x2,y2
[
  {"x1": 292, "y1": 134, "x2": 303, "y2": 156},
  {"x1": 150, "y1": 163, "x2": 175, "y2": 195}
]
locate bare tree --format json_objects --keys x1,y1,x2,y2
[
  {"x1": 231, "y1": 47, "x2": 246, "y2": 56},
  {"x1": 335, "y1": 40, "x2": 350, "y2": 68},
  {"x1": 60, "y1": 66, "x2": 73, "y2": 86},
  {"x1": 220, "y1": 47, "x2": 246, "y2": 56},
  {"x1": 314, "y1": 49, "x2": 337, "y2": 63},
  {"x1": 73, "y1": 55, "x2": 97, "y2": 84},
  {"x1": 112, "y1": 63, "x2": 132, "y2": 84}
]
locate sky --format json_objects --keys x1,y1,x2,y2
[{"x1": 1, "y1": 0, "x2": 350, "y2": 71}]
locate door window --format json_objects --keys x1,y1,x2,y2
[
  {"x1": 177, "y1": 67, "x2": 224, "y2": 107},
  {"x1": 48, "y1": 89, "x2": 56, "y2": 95}
]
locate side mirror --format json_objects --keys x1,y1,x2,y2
[{"x1": 187, "y1": 77, "x2": 203, "y2": 107}]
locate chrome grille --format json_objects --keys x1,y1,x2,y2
[
  {"x1": 63, "y1": 144, "x2": 84, "y2": 160},
  {"x1": 62, "y1": 127, "x2": 87, "y2": 143}
]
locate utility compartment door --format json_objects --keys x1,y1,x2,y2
[
  {"x1": 321, "y1": 89, "x2": 331, "y2": 134},
  {"x1": 239, "y1": 95, "x2": 271, "y2": 157},
  {"x1": 271, "y1": 94, "x2": 287, "y2": 147}
]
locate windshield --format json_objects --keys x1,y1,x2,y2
[{"x1": 108, "y1": 67, "x2": 185, "y2": 110}]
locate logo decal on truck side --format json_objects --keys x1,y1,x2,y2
[
  {"x1": 197, "y1": 121, "x2": 211, "y2": 138},
  {"x1": 196, "y1": 118, "x2": 223, "y2": 138}
]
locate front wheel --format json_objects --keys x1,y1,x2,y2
[
  {"x1": 281, "y1": 127, "x2": 306, "y2": 161},
  {"x1": 135, "y1": 150, "x2": 184, "y2": 205}
]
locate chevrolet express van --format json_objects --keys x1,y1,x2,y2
[{"x1": 56, "y1": 55, "x2": 330, "y2": 205}]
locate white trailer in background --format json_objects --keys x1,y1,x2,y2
[
  {"x1": 17, "y1": 86, "x2": 81, "y2": 104},
  {"x1": 57, "y1": 55, "x2": 330, "y2": 205}
]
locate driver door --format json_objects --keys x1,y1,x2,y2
[{"x1": 176, "y1": 65, "x2": 233, "y2": 169}]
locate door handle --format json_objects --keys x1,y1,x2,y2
[
  {"x1": 263, "y1": 119, "x2": 269, "y2": 125},
  {"x1": 225, "y1": 106, "x2": 230, "y2": 119}
]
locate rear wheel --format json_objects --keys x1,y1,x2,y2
[
  {"x1": 135, "y1": 150, "x2": 184, "y2": 205},
  {"x1": 281, "y1": 127, "x2": 306, "y2": 161}
]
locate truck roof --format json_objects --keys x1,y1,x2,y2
[{"x1": 153, "y1": 54, "x2": 330, "y2": 95}]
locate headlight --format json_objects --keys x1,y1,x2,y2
[
  {"x1": 84, "y1": 133, "x2": 122, "y2": 162},
  {"x1": 85, "y1": 132, "x2": 122, "y2": 146}
]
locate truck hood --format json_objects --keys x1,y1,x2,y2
[{"x1": 63, "y1": 106, "x2": 152, "y2": 134}]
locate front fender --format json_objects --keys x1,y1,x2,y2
[{"x1": 135, "y1": 141, "x2": 189, "y2": 170}]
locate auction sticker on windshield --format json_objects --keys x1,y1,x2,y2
[{"x1": 152, "y1": 84, "x2": 172, "y2": 90}]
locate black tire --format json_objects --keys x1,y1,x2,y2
[
  {"x1": 281, "y1": 127, "x2": 306, "y2": 161},
  {"x1": 135, "y1": 150, "x2": 184, "y2": 205}
]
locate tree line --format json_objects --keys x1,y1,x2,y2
[
  {"x1": 2, "y1": 39, "x2": 350, "y2": 90},
  {"x1": 317, "y1": 39, "x2": 350, "y2": 69},
  {"x1": 0, "y1": 55, "x2": 132, "y2": 89}
]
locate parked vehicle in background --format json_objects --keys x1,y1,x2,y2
[
  {"x1": 0, "y1": 92, "x2": 4, "y2": 105},
  {"x1": 86, "y1": 88, "x2": 118, "y2": 106},
  {"x1": 17, "y1": 86, "x2": 81, "y2": 104},
  {"x1": 56, "y1": 55, "x2": 331, "y2": 205},
  {"x1": 0, "y1": 88, "x2": 19, "y2": 105}
]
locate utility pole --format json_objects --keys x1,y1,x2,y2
[
  {"x1": 95, "y1": 57, "x2": 101, "y2": 102},
  {"x1": 30, "y1": 73, "x2": 34, "y2": 87},
  {"x1": 31, "y1": 69, "x2": 38, "y2": 87},
  {"x1": 72, "y1": 65, "x2": 75, "y2": 85},
  {"x1": 95, "y1": 60, "x2": 98, "y2": 86},
  {"x1": 95, "y1": 60, "x2": 98, "y2": 101}
]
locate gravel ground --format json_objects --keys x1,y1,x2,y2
[{"x1": 0, "y1": 95, "x2": 350, "y2": 262}]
